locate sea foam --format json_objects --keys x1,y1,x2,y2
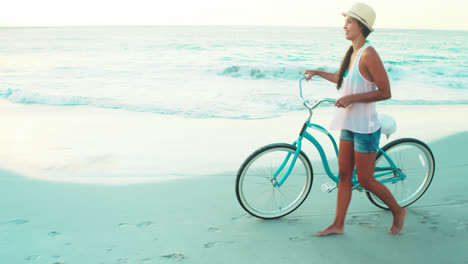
[{"x1": 1, "y1": 26, "x2": 467, "y2": 120}]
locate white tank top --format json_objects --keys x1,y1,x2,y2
[{"x1": 330, "y1": 41, "x2": 380, "y2": 134}]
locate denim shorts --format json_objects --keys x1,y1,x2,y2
[{"x1": 340, "y1": 128, "x2": 381, "y2": 153}]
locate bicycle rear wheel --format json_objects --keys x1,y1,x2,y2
[
  {"x1": 236, "y1": 143, "x2": 313, "y2": 219},
  {"x1": 367, "y1": 138, "x2": 435, "y2": 209}
]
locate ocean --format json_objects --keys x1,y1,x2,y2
[{"x1": 1, "y1": 26, "x2": 467, "y2": 120}]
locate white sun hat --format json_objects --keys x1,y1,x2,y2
[{"x1": 342, "y1": 2, "x2": 376, "y2": 32}]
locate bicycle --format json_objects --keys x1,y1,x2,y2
[{"x1": 235, "y1": 76, "x2": 435, "y2": 219}]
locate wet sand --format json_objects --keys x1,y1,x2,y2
[{"x1": 1, "y1": 100, "x2": 467, "y2": 263}]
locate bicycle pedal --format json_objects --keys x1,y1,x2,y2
[{"x1": 321, "y1": 182, "x2": 337, "y2": 193}]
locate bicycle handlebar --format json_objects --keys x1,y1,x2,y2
[{"x1": 298, "y1": 75, "x2": 336, "y2": 110}]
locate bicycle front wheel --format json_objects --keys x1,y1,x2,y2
[
  {"x1": 236, "y1": 143, "x2": 313, "y2": 219},
  {"x1": 367, "y1": 138, "x2": 435, "y2": 209}
]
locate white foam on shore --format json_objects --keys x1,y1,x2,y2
[{"x1": 1, "y1": 99, "x2": 467, "y2": 185}]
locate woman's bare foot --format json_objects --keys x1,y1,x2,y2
[
  {"x1": 389, "y1": 208, "x2": 407, "y2": 234},
  {"x1": 315, "y1": 224, "x2": 344, "y2": 237}
]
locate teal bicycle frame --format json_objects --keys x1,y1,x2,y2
[{"x1": 273, "y1": 76, "x2": 406, "y2": 191}]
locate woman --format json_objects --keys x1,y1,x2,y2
[{"x1": 303, "y1": 2, "x2": 406, "y2": 236}]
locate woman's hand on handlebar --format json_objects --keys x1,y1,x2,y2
[
  {"x1": 303, "y1": 70, "x2": 318, "y2": 81},
  {"x1": 335, "y1": 95, "x2": 353, "y2": 108},
  {"x1": 303, "y1": 70, "x2": 339, "y2": 84}
]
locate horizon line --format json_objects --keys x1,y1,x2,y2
[{"x1": 0, "y1": 24, "x2": 466, "y2": 32}]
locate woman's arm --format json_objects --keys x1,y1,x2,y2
[
  {"x1": 303, "y1": 70, "x2": 339, "y2": 84},
  {"x1": 335, "y1": 47, "x2": 391, "y2": 108}
]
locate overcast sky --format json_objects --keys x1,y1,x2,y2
[{"x1": 0, "y1": 0, "x2": 466, "y2": 30}]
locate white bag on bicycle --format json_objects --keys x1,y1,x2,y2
[{"x1": 378, "y1": 113, "x2": 397, "y2": 139}]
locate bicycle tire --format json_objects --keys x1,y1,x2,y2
[
  {"x1": 236, "y1": 143, "x2": 313, "y2": 219},
  {"x1": 367, "y1": 138, "x2": 435, "y2": 209}
]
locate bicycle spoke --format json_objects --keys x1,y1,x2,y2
[
  {"x1": 368, "y1": 139, "x2": 434, "y2": 209},
  {"x1": 236, "y1": 144, "x2": 313, "y2": 218}
]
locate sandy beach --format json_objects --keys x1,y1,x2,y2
[{"x1": 1, "y1": 99, "x2": 467, "y2": 264}]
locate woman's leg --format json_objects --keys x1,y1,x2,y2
[
  {"x1": 355, "y1": 152, "x2": 407, "y2": 234},
  {"x1": 316, "y1": 139, "x2": 355, "y2": 236}
]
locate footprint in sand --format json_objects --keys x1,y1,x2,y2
[
  {"x1": 25, "y1": 255, "x2": 40, "y2": 261},
  {"x1": 160, "y1": 253, "x2": 186, "y2": 261},
  {"x1": 420, "y1": 215, "x2": 430, "y2": 223},
  {"x1": 48, "y1": 231, "x2": 61, "y2": 238},
  {"x1": 358, "y1": 222, "x2": 376, "y2": 228},
  {"x1": 137, "y1": 221, "x2": 153, "y2": 229},
  {"x1": 346, "y1": 215, "x2": 362, "y2": 225},
  {"x1": 289, "y1": 236, "x2": 308, "y2": 242},
  {"x1": 231, "y1": 214, "x2": 250, "y2": 221},
  {"x1": 140, "y1": 257, "x2": 153, "y2": 264},
  {"x1": 346, "y1": 214, "x2": 381, "y2": 226},
  {"x1": 8, "y1": 219, "x2": 30, "y2": 225},
  {"x1": 414, "y1": 210, "x2": 441, "y2": 231},
  {"x1": 207, "y1": 227, "x2": 220, "y2": 232},
  {"x1": 204, "y1": 241, "x2": 218, "y2": 248}
]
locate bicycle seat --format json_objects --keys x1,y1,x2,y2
[{"x1": 378, "y1": 113, "x2": 397, "y2": 139}]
